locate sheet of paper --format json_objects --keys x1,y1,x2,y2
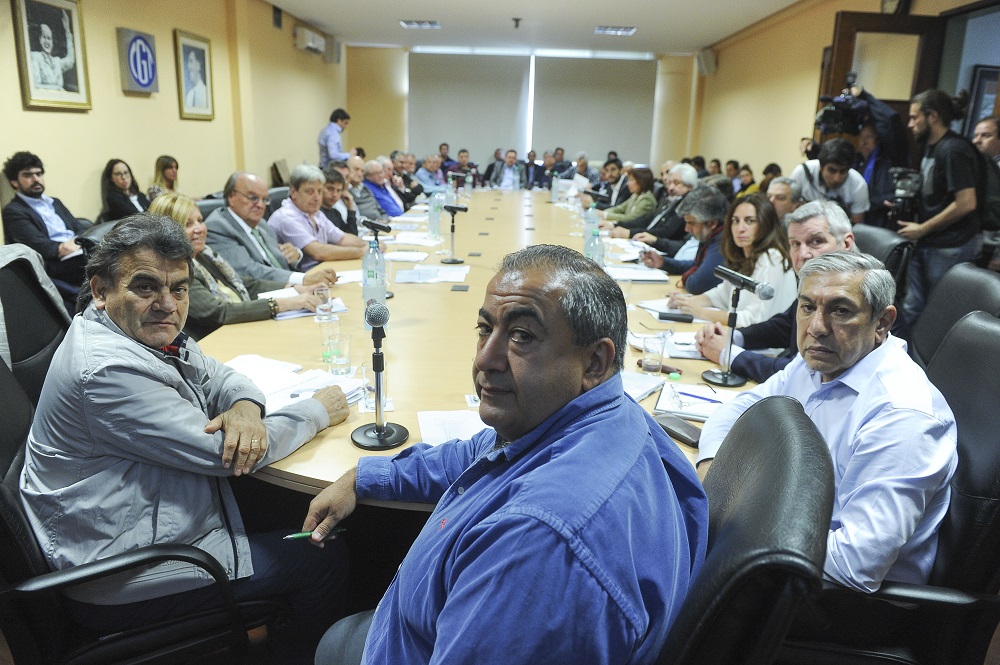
[
  {"x1": 267, "y1": 371, "x2": 364, "y2": 412},
  {"x1": 621, "y1": 371, "x2": 666, "y2": 402},
  {"x1": 417, "y1": 410, "x2": 490, "y2": 446},
  {"x1": 384, "y1": 251, "x2": 429, "y2": 263},
  {"x1": 395, "y1": 266, "x2": 470, "y2": 283},
  {"x1": 654, "y1": 383, "x2": 738, "y2": 422},
  {"x1": 255, "y1": 292, "x2": 347, "y2": 320},
  {"x1": 637, "y1": 299, "x2": 709, "y2": 324},
  {"x1": 391, "y1": 232, "x2": 444, "y2": 248},
  {"x1": 665, "y1": 332, "x2": 704, "y2": 360},
  {"x1": 388, "y1": 222, "x2": 421, "y2": 231},
  {"x1": 604, "y1": 265, "x2": 672, "y2": 283},
  {"x1": 333, "y1": 269, "x2": 362, "y2": 284}
]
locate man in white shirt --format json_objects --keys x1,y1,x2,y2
[
  {"x1": 489, "y1": 150, "x2": 526, "y2": 190},
  {"x1": 204, "y1": 172, "x2": 334, "y2": 286},
  {"x1": 790, "y1": 138, "x2": 870, "y2": 223},
  {"x1": 697, "y1": 251, "x2": 957, "y2": 593}
]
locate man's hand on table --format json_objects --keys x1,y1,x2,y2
[
  {"x1": 303, "y1": 269, "x2": 338, "y2": 287},
  {"x1": 695, "y1": 322, "x2": 727, "y2": 364},
  {"x1": 205, "y1": 400, "x2": 267, "y2": 475},
  {"x1": 313, "y1": 386, "x2": 350, "y2": 427},
  {"x1": 302, "y1": 467, "x2": 358, "y2": 547}
]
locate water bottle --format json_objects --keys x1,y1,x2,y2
[
  {"x1": 584, "y1": 226, "x2": 604, "y2": 266},
  {"x1": 585, "y1": 203, "x2": 599, "y2": 226},
  {"x1": 549, "y1": 172, "x2": 558, "y2": 203},
  {"x1": 428, "y1": 192, "x2": 444, "y2": 239},
  {"x1": 445, "y1": 179, "x2": 457, "y2": 207},
  {"x1": 361, "y1": 238, "x2": 387, "y2": 321},
  {"x1": 465, "y1": 172, "x2": 473, "y2": 195}
]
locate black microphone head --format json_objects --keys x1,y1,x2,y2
[
  {"x1": 362, "y1": 218, "x2": 392, "y2": 234},
  {"x1": 443, "y1": 205, "x2": 468, "y2": 214},
  {"x1": 756, "y1": 283, "x2": 775, "y2": 301},
  {"x1": 365, "y1": 300, "x2": 390, "y2": 328}
]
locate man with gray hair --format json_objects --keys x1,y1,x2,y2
[
  {"x1": 306, "y1": 244, "x2": 708, "y2": 664},
  {"x1": 641, "y1": 184, "x2": 728, "y2": 294},
  {"x1": 269, "y1": 164, "x2": 369, "y2": 269},
  {"x1": 558, "y1": 151, "x2": 601, "y2": 187},
  {"x1": 362, "y1": 158, "x2": 404, "y2": 217},
  {"x1": 695, "y1": 200, "x2": 855, "y2": 382},
  {"x1": 766, "y1": 175, "x2": 804, "y2": 219},
  {"x1": 346, "y1": 155, "x2": 388, "y2": 221},
  {"x1": 698, "y1": 250, "x2": 957, "y2": 594},
  {"x1": 622, "y1": 163, "x2": 698, "y2": 257}
]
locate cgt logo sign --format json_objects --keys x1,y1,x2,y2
[{"x1": 116, "y1": 28, "x2": 159, "y2": 93}]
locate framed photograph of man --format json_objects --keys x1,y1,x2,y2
[
  {"x1": 964, "y1": 65, "x2": 999, "y2": 139},
  {"x1": 174, "y1": 30, "x2": 214, "y2": 120},
  {"x1": 11, "y1": 0, "x2": 91, "y2": 110}
]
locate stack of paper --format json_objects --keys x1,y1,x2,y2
[
  {"x1": 256, "y1": 288, "x2": 348, "y2": 320},
  {"x1": 621, "y1": 371, "x2": 666, "y2": 401},
  {"x1": 604, "y1": 265, "x2": 672, "y2": 283},
  {"x1": 654, "y1": 383, "x2": 739, "y2": 422},
  {"x1": 384, "y1": 251, "x2": 429, "y2": 263},
  {"x1": 395, "y1": 265, "x2": 470, "y2": 283},
  {"x1": 637, "y1": 299, "x2": 709, "y2": 324},
  {"x1": 225, "y1": 354, "x2": 363, "y2": 412},
  {"x1": 391, "y1": 231, "x2": 444, "y2": 248}
]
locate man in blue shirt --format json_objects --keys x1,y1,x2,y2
[
  {"x1": 318, "y1": 108, "x2": 355, "y2": 168},
  {"x1": 308, "y1": 244, "x2": 709, "y2": 664}
]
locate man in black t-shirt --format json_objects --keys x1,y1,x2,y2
[{"x1": 901, "y1": 90, "x2": 982, "y2": 326}]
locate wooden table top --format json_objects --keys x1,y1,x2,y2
[{"x1": 198, "y1": 189, "x2": 744, "y2": 496}]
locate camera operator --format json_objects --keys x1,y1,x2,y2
[
  {"x1": 901, "y1": 89, "x2": 982, "y2": 326},
  {"x1": 856, "y1": 124, "x2": 896, "y2": 229},
  {"x1": 790, "y1": 138, "x2": 870, "y2": 224}
]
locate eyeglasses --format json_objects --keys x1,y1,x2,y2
[
  {"x1": 112, "y1": 171, "x2": 131, "y2": 178},
  {"x1": 234, "y1": 190, "x2": 271, "y2": 206}
]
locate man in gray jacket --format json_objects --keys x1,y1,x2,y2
[{"x1": 20, "y1": 214, "x2": 348, "y2": 664}]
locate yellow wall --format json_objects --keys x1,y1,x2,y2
[
  {"x1": 650, "y1": 55, "x2": 698, "y2": 168},
  {"x1": 345, "y1": 46, "x2": 408, "y2": 157},
  {"x1": 0, "y1": 0, "x2": 345, "y2": 220}
]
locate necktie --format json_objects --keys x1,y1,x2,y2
[{"x1": 251, "y1": 227, "x2": 282, "y2": 268}]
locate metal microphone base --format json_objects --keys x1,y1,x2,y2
[
  {"x1": 441, "y1": 257, "x2": 464, "y2": 264},
  {"x1": 351, "y1": 423, "x2": 409, "y2": 450},
  {"x1": 702, "y1": 369, "x2": 747, "y2": 388}
]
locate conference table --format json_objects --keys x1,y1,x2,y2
[{"x1": 198, "y1": 188, "x2": 743, "y2": 499}]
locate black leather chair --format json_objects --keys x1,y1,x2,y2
[
  {"x1": 909, "y1": 262, "x2": 1000, "y2": 368},
  {"x1": 657, "y1": 396, "x2": 835, "y2": 665},
  {"x1": 266, "y1": 186, "x2": 290, "y2": 219},
  {"x1": 778, "y1": 311, "x2": 1000, "y2": 665},
  {"x1": 0, "y1": 357, "x2": 281, "y2": 664},
  {"x1": 0, "y1": 249, "x2": 71, "y2": 404},
  {"x1": 196, "y1": 198, "x2": 227, "y2": 221},
  {"x1": 75, "y1": 220, "x2": 116, "y2": 257},
  {"x1": 852, "y1": 223, "x2": 913, "y2": 300}
]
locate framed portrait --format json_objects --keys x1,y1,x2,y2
[
  {"x1": 964, "y1": 65, "x2": 999, "y2": 139},
  {"x1": 174, "y1": 30, "x2": 214, "y2": 120},
  {"x1": 11, "y1": 0, "x2": 91, "y2": 110}
]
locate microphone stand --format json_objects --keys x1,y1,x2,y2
[
  {"x1": 702, "y1": 288, "x2": 748, "y2": 388},
  {"x1": 351, "y1": 323, "x2": 409, "y2": 450},
  {"x1": 441, "y1": 207, "x2": 464, "y2": 265}
]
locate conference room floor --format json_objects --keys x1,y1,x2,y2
[{"x1": 198, "y1": 188, "x2": 745, "y2": 498}]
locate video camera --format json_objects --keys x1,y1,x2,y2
[
  {"x1": 888, "y1": 167, "x2": 921, "y2": 224},
  {"x1": 815, "y1": 72, "x2": 870, "y2": 136}
]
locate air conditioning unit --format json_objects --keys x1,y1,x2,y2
[{"x1": 294, "y1": 26, "x2": 327, "y2": 55}]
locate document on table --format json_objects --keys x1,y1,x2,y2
[
  {"x1": 256, "y1": 288, "x2": 347, "y2": 320},
  {"x1": 333, "y1": 269, "x2": 362, "y2": 284},
  {"x1": 626, "y1": 331, "x2": 704, "y2": 360},
  {"x1": 604, "y1": 265, "x2": 672, "y2": 283},
  {"x1": 395, "y1": 265, "x2": 471, "y2": 283},
  {"x1": 654, "y1": 383, "x2": 738, "y2": 422},
  {"x1": 605, "y1": 238, "x2": 648, "y2": 263},
  {"x1": 384, "y1": 251, "x2": 429, "y2": 263},
  {"x1": 225, "y1": 354, "x2": 363, "y2": 412},
  {"x1": 621, "y1": 371, "x2": 666, "y2": 402},
  {"x1": 390, "y1": 231, "x2": 444, "y2": 247},
  {"x1": 417, "y1": 410, "x2": 490, "y2": 446},
  {"x1": 637, "y1": 299, "x2": 709, "y2": 323}
]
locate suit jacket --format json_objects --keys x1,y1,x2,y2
[
  {"x1": 1, "y1": 195, "x2": 87, "y2": 283},
  {"x1": 730, "y1": 303, "x2": 797, "y2": 383},
  {"x1": 532, "y1": 167, "x2": 555, "y2": 190},
  {"x1": 596, "y1": 176, "x2": 632, "y2": 210},
  {"x1": 489, "y1": 162, "x2": 526, "y2": 188},
  {"x1": 103, "y1": 189, "x2": 150, "y2": 222},
  {"x1": 204, "y1": 207, "x2": 295, "y2": 283},
  {"x1": 619, "y1": 195, "x2": 689, "y2": 256}
]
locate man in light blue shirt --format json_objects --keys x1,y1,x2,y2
[
  {"x1": 318, "y1": 108, "x2": 355, "y2": 168},
  {"x1": 308, "y1": 245, "x2": 708, "y2": 665},
  {"x1": 488, "y1": 149, "x2": 525, "y2": 189},
  {"x1": 697, "y1": 251, "x2": 957, "y2": 593}
]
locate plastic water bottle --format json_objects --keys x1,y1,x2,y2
[
  {"x1": 585, "y1": 203, "x2": 599, "y2": 226},
  {"x1": 465, "y1": 172, "x2": 473, "y2": 196},
  {"x1": 584, "y1": 226, "x2": 604, "y2": 266},
  {"x1": 445, "y1": 180, "x2": 457, "y2": 207},
  {"x1": 361, "y1": 238, "x2": 387, "y2": 321},
  {"x1": 549, "y1": 172, "x2": 558, "y2": 203},
  {"x1": 428, "y1": 192, "x2": 444, "y2": 239}
]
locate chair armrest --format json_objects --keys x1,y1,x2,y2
[
  {"x1": 821, "y1": 579, "x2": 1000, "y2": 613},
  {"x1": 75, "y1": 218, "x2": 94, "y2": 231},
  {"x1": 8, "y1": 543, "x2": 247, "y2": 649}
]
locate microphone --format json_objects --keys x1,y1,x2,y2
[
  {"x1": 361, "y1": 218, "x2": 392, "y2": 234},
  {"x1": 584, "y1": 189, "x2": 610, "y2": 203},
  {"x1": 713, "y1": 265, "x2": 775, "y2": 300},
  {"x1": 443, "y1": 205, "x2": 467, "y2": 214},
  {"x1": 365, "y1": 299, "x2": 390, "y2": 329}
]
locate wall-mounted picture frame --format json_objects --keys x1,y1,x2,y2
[
  {"x1": 174, "y1": 29, "x2": 214, "y2": 120},
  {"x1": 11, "y1": 0, "x2": 91, "y2": 110},
  {"x1": 964, "y1": 65, "x2": 998, "y2": 139}
]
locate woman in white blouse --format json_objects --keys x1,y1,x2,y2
[{"x1": 669, "y1": 193, "x2": 796, "y2": 327}]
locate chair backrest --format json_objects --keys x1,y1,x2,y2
[
  {"x1": 0, "y1": 254, "x2": 70, "y2": 405},
  {"x1": 266, "y1": 186, "x2": 290, "y2": 219},
  {"x1": 658, "y1": 396, "x2": 834, "y2": 665},
  {"x1": 911, "y1": 263, "x2": 1000, "y2": 368},
  {"x1": 926, "y1": 311, "x2": 1000, "y2": 593},
  {"x1": 196, "y1": 198, "x2": 227, "y2": 221},
  {"x1": 851, "y1": 223, "x2": 914, "y2": 297}
]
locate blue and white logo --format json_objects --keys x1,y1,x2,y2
[{"x1": 128, "y1": 36, "x2": 156, "y2": 88}]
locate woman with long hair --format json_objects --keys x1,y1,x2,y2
[
  {"x1": 669, "y1": 193, "x2": 796, "y2": 326},
  {"x1": 600, "y1": 167, "x2": 657, "y2": 228},
  {"x1": 148, "y1": 193, "x2": 324, "y2": 339},
  {"x1": 100, "y1": 159, "x2": 150, "y2": 222},
  {"x1": 148, "y1": 155, "x2": 178, "y2": 200}
]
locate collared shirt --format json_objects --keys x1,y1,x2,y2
[
  {"x1": 415, "y1": 167, "x2": 447, "y2": 193},
  {"x1": 559, "y1": 164, "x2": 601, "y2": 188},
  {"x1": 17, "y1": 192, "x2": 74, "y2": 242},
  {"x1": 318, "y1": 122, "x2": 349, "y2": 168},
  {"x1": 363, "y1": 180, "x2": 403, "y2": 217},
  {"x1": 699, "y1": 335, "x2": 957, "y2": 592},
  {"x1": 356, "y1": 375, "x2": 708, "y2": 664},
  {"x1": 228, "y1": 207, "x2": 305, "y2": 285},
  {"x1": 790, "y1": 160, "x2": 871, "y2": 217},
  {"x1": 498, "y1": 164, "x2": 518, "y2": 189},
  {"x1": 267, "y1": 198, "x2": 345, "y2": 271}
]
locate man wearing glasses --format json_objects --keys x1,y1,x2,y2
[{"x1": 205, "y1": 172, "x2": 335, "y2": 286}]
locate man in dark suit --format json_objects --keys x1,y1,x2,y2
[
  {"x1": 204, "y1": 171, "x2": 335, "y2": 287},
  {"x1": 2, "y1": 151, "x2": 88, "y2": 292},
  {"x1": 693, "y1": 200, "x2": 855, "y2": 383}
]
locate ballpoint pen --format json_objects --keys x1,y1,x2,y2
[
  {"x1": 284, "y1": 527, "x2": 347, "y2": 540},
  {"x1": 676, "y1": 390, "x2": 722, "y2": 404}
]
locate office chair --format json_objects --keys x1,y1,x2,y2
[
  {"x1": 851, "y1": 223, "x2": 913, "y2": 300},
  {"x1": 0, "y1": 357, "x2": 283, "y2": 664},
  {"x1": 0, "y1": 245, "x2": 71, "y2": 405},
  {"x1": 778, "y1": 311, "x2": 1000, "y2": 665},
  {"x1": 266, "y1": 187, "x2": 290, "y2": 219},
  {"x1": 909, "y1": 262, "x2": 1000, "y2": 368},
  {"x1": 196, "y1": 198, "x2": 227, "y2": 221},
  {"x1": 657, "y1": 395, "x2": 834, "y2": 665},
  {"x1": 75, "y1": 220, "x2": 115, "y2": 257}
]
